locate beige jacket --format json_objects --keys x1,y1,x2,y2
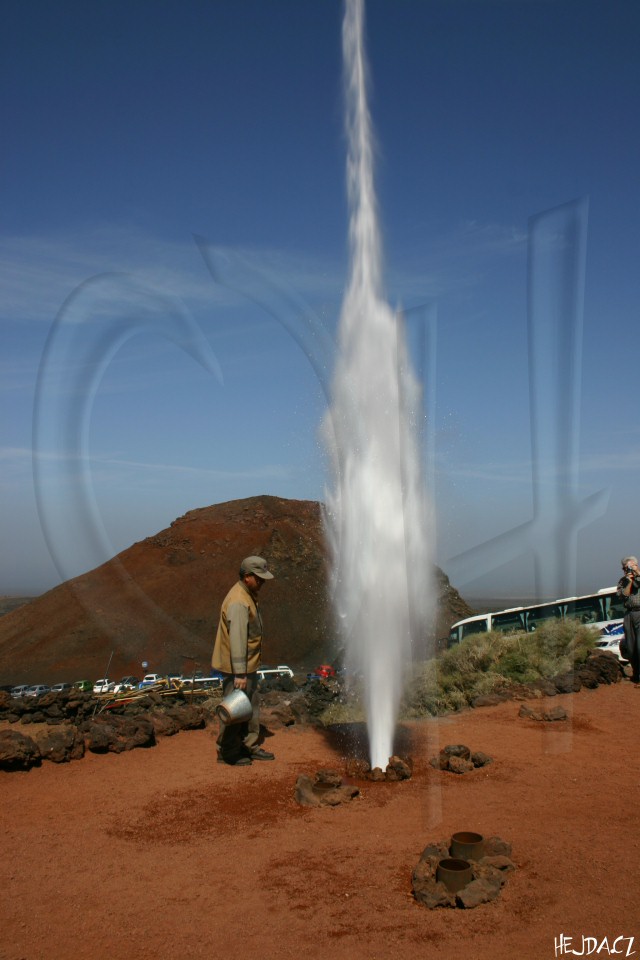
[{"x1": 211, "y1": 579, "x2": 263, "y2": 675}]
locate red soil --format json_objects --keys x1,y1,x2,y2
[{"x1": 2, "y1": 680, "x2": 639, "y2": 960}]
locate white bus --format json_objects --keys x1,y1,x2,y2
[{"x1": 448, "y1": 587, "x2": 626, "y2": 652}]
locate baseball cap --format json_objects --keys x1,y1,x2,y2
[{"x1": 241, "y1": 556, "x2": 274, "y2": 580}]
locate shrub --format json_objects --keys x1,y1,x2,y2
[{"x1": 401, "y1": 619, "x2": 598, "y2": 716}]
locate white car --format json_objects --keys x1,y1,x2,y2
[
  {"x1": 11, "y1": 684, "x2": 31, "y2": 698},
  {"x1": 112, "y1": 676, "x2": 140, "y2": 693},
  {"x1": 93, "y1": 678, "x2": 116, "y2": 693},
  {"x1": 257, "y1": 665, "x2": 295, "y2": 681},
  {"x1": 180, "y1": 675, "x2": 222, "y2": 690},
  {"x1": 25, "y1": 684, "x2": 51, "y2": 698},
  {"x1": 594, "y1": 623, "x2": 627, "y2": 662},
  {"x1": 139, "y1": 673, "x2": 164, "y2": 687}
]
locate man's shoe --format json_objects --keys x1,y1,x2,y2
[
  {"x1": 217, "y1": 754, "x2": 252, "y2": 766},
  {"x1": 250, "y1": 748, "x2": 275, "y2": 761}
]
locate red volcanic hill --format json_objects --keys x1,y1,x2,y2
[{"x1": 0, "y1": 496, "x2": 473, "y2": 686}]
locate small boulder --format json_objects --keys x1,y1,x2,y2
[
  {"x1": 315, "y1": 768, "x2": 343, "y2": 788},
  {"x1": 457, "y1": 876, "x2": 501, "y2": 909},
  {"x1": 441, "y1": 744, "x2": 471, "y2": 761},
  {"x1": 553, "y1": 672, "x2": 582, "y2": 694},
  {"x1": 471, "y1": 693, "x2": 509, "y2": 707},
  {"x1": 543, "y1": 705, "x2": 568, "y2": 722},
  {"x1": 345, "y1": 758, "x2": 372, "y2": 779},
  {"x1": 385, "y1": 756, "x2": 412, "y2": 781},
  {"x1": 482, "y1": 836, "x2": 512, "y2": 857},
  {"x1": 412, "y1": 860, "x2": 456, "y2": 908},
  {"x1": 294, "y1": 774, "x2": 322, "y2": 807},
  {"x1": 368, "y1": 766, "x2": 386, "y2": 782},
  {"x1": 470, "y1": 751, "x2": 493, "y2": 768},
  {"x1": 149, "y1": 710, "x2": 182, "y2": 738},
  {"x1": 35, "y1": 724, "x2": 85, "y2": 763},
  {"x1": 519, "y1": 704, "x2": 544, "y2": 721},
  {"x1": 0, "y1": 729, "x2": 40, "y2": 770},
  {"x1": 294, "y1": 771, "x2": 360, "y2": 807},
  {"x1": 448, "y1": 756, "x2": 475, "y2": 775},
  {"x1": 419, "y1": 841, "x2": 450, "y2": 862}
]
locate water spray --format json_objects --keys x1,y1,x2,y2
[{"x1": 323, "y1": 0, "x2": 433, "y2": 769}]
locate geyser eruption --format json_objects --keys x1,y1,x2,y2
[{"x1": 323, "y1": 0, "x2": 433, "y2": 769}]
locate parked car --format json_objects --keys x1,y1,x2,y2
[
  {"x1": 139, "y1": 673, "x2": 164, "y2": 687},
  {"x1": 113, "y1": 676, "x2": 140, "y2": 692},
  {"x1": 257, "y1": 665, "x2": 295, "y2": 681},
  {"x1": 25, "y1": 684, "x2": 51, "y2": 698},
  {"x1": 595, "y1": 623, "x2": 627, "y2": 662},
  {"x1": 73, "y1": 680, "x2": 92, "y2": 692},
  {"x1": 10, "y1": 684, "x2": 30, "y2": 698},
  {"x1": 93, "y1": 678, "x2": 116, "y2": 694},
  {"x1": 180, "y1": 675, "x2": 223, "y2": 690},
  {"x1": 50, "y1": 682, "x2": 73, "y2": 693}
]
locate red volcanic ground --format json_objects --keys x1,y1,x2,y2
[{"x1": 2, "y1": 681, "x2": 640, "y2": 960}]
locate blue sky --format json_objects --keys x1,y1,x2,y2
[{"x1": 1, "y1": 0, "x2": 639, "y2": 602}]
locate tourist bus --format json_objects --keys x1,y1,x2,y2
[{"x1": 447, "y1": 587, "x2": 626, "y2": 648}]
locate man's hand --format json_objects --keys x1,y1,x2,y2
[{"x1": 234, "y1": 675, "x2": 248, "y2": 691}]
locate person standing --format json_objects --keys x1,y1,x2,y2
[
  {"x1": 212, "y1": 556, "x2": 276, "y2": 765},
  {"x1": 617, "y1": 555, "x2": 640, "y2": 686}
]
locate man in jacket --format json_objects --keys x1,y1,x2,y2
[{"x1": 212, "y1": 556, "x2": 275, "y2": 765}]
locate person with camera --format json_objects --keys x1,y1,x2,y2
[{"x1": 616, "y1": 556, "x2": 640, "y2": 685}]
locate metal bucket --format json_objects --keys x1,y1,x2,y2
[
  {"x1": 450, "y1": 831, "x2": 485, "y2": 861},
  {"x1": 215, "y1": 688, "x2": 252, "y2": 725},
  {"x1": 436, "y1": 857, "x2": 473, "y2": 893}
]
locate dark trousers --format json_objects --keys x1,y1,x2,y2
[
  {"x1": 624, "y1": 610, "x2": 640, "y2": 682},
  {"x1": 216, "y1": 673, "x2": 260, "y2": 759}
]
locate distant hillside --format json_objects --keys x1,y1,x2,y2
[
  {"x1": 0, "y1": 495, "x2": 473, "y2": 685},
  {"x1": 0, "y1": 597, "x2": 34, "y2": 617}
]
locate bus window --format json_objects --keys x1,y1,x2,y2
[
  {"x1": 605, "y1": 593, "x2": 626, "y2": 621},
  {"x1": 525, "y1": 604, "x2": 562, "y2": 631},
  {"x1": 491, "y1": 611, "x2": 525, "y2": 633},
  {"x1": 461, "y1": 619, "x2": 489, "y2": 639},
  {"x1": 564, "y1": 598, "x2": 603, "y2": 624}
]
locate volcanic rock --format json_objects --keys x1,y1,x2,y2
[
  {"x1": 519, "y1": 703, "x2": 568, "y2": 722},
  {"x1": 580, "y1": 651, "x2": 624, "y2": 685},
  {"x1": 429, "y1": 744, "x2": 492, "y2": 773},
  {"x1": 457, "y1": 877, "x2": 502, "y2": 909},
  {"x1": 343, "y1": 755, "x2": 412, "y2": 782},
  {"x1": 470, "y1": 751, "x2": 493, "y2": 768},
  {"x1": 412, "y1": 859, "x2": 456, "y2": 909},
  {"x1": 385, "y1": 755, "x2": 412, "y2": 780},
  {"x1": 448, "y1": 756, "x2": 475, "y2": 775},
  {"x1": 442, "y1": 743, "x2": 471, "y2": 761},
  {"x1": 34, "y1": 724, "x2": 85, "y2": 763},
  {"x1": 412, "y1": 835, "x2": 515, "y2": 909},
  {"x1": 82, "y1": 715, "x2": 156, "y2": 753},
  {"x1": 471, "y1": 692, "x2": 510, "y2": 707},
  {"x1": 553, "y1": 672, "x2": 582, "y2": 694},
  {"x1": 0, "y1": 729, "x2": 40, "y2": 770},
  {"x1": 294, "y1": 771, "x2": 360, "y2": 807}
]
